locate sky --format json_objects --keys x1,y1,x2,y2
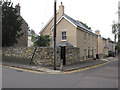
[{"x1": 11, "y1": 0, "x2": 119, "y2": 41}]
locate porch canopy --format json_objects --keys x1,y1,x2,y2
[{"x1": 58, "y1": 42, "x2": 73, "y2": 47}]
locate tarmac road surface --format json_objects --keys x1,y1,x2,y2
[{"x1": 2, "y1": 58, "x2": 118, "y2": 88}]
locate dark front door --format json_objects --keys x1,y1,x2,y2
[{"x1": 61, "y1": 47, "x2": 66, "y2": 65}]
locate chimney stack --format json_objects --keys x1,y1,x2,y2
[
  {"x1": 59, "y1": 2, "x2": 64, "y2": 18},
  {"x1": 95, "y1": 30, "x2": 101, "y2": 36},
  {"x1": 15, "y1": 3, "x2": 20, "y2": 16}
]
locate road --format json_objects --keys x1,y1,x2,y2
[{"x1": 2, "y1": 59, "x2": 118, "y2": 88}]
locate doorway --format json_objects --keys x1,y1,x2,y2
[{"x1": 61, "y1": 47, "x2": 66, "y2": 65}]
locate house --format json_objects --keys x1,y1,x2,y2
[
  {"x1": 40, "y1": 2, "x2": 98, "y2": 60},
  {"x1": 95, "y1": 30, "x2": 109, "y2": 57},
  {"x1": 95, "y1": 30, "x2": 116, "y2": 57},
  {"x1": 28, "y1": 30, "x2": 34, "y2": 47},
  {"x1": 108, "y1": 40, "x2": 115, "y2": 53},
  {"x1": 40, "y1": 2, "x2": 116, "y2": 60},
  {"x1": 13, "y1": 3, "x2": 28, "y2": 47}
]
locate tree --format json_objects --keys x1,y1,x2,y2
[
  {"x1": 2, "y1": 1, "x2": 23, "y2": 47},
  {"x1": 112, "y1": 22, "x2": 120, "y2": 52},
  {"x1": 112, "y1": 23, "x2": 118, "y2": 42},
  {"x1": 30, "y1": 29, "x2": 35, "y2": 36},
  {"x1": 34, "y1": 35, "x2": 52, "y2": 47},
  {"x1": 77, "y1": 20, "x2": 92, "y2": 30},
  {"x1": 29, "y1": 29, "x2": 38, "y2": 43}
]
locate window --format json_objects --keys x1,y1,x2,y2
[
  {"x1": 84, "y1": 32, "x2": 86, "y2": 40},
  {"x1": 88, "y1": 47, "x2": 90, "y2": 58},
  {"x1": 88, "y1": 34, "x2": 90, "y2": 41},
  {"x1": 95, "y1": 49, "x2": 96, "y2": 54},
  {"x1": 92, "y1": 36, "x2": 94, "y2": 41},
  {"x1": 92, "y1": 47, "x2": 94, "y2": 57},
  {"x1": 61, "y1": 31, "x2": 67, "y2": 41},
  {"x1": 84, "y1": 49, "x2": 87, "y2": 60}
]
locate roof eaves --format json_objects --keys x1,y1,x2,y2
[
  {"x1": 50, "y1": 14, "x2": 77, "y2": 31},
  {"x1": 40, "y1": 11, "x2": 59, "y2": 34},
  {"x1": 50, "y1": 15, "x2": 64, "y2": 31},
  {"x1": 40, "y1": 15, "x2": 54, "y2": 34},
  {"x1": 64, "y1": 15, "x2": 77, "y2": 28},
  {"x1": 63, "y1": 14, "x2": 97, "y2": 36},
  {"x1": 77, "y1": 26, "x2": 98, "y2": 36}
]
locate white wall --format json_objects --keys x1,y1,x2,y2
[{"x1": 28, "y1": 36, "x2": 33, "y2": 47}]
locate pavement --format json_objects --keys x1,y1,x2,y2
[{"x1": 1, "y1": 57, "x2": 118, "y2": 74}]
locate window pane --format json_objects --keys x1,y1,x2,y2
[{"x1": 62, "y1": 31, "x2": 67, "y2": 40}]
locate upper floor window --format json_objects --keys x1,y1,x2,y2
[
  {"x1": 92, "y1": 36, "x2": 94, "y2": 41},
  {"x1": 88, "y1": 47, "x2": 90, "y2": 58},
  {"x1": 84, "y1": 32, "x2": 87, "y2": 40},
  {"x1": 61, "y1": 31, "x2": 67, "y2": 41},
  {"x1": 88, "y1": 34, "x2": 90, "y2": 41}
]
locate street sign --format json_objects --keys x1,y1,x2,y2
[{"x1": 28, "y1": 49, "x2": 31, "y2": 52}]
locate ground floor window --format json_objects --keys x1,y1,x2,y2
[
  {"x1": 84, "y1": 49, "x2": 87, "y2": 60},
  {"x1": 88, "y1": 47, "x2": 90, "y2": 58},
  {"x1": 92, "y1": 48, "x2": 94, "y2": 57}
]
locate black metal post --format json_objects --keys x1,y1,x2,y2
[
  {"x1": 118, "y1": 1, "x2": 120, "y2": 55},
  {"x1": 54, "y1": 0, "x2": 57, "y2": 70},
  {"x1": 30, "y1": 47, "x2": 37, "y2": 65}
]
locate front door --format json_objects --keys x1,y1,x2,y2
[{"x1": 61, "y1": 47, "x2": 66, "y2": 65}]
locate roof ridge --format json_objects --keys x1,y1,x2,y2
[
  {"x1": 63, "y1": 14, "x2": 92, "y2": 31},
  {"x1": 63, "y1": 14, "x2": 98, "y2": 36}
]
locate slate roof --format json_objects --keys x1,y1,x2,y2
[
  {"x1": 50, "y1": 13, "x2": 98, "y2": 36},
  {"x1": 62, "y1": 14, "x2": 97, "y2": 36},
  {"x1": 63, "y1": 14, "x2": 91, "y2": 31}
]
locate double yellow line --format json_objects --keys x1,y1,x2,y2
[
  {"x1": 63, "y1": 60, "x2": 115, "y2": 74},
  {"x1": 0, "y1": 60, "x2": 117, "y2": 74}
]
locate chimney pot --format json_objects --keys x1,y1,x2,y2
[
  {"x1": 18, "y1": 3, "x2": 20, "y2": 6},
  {"x1": 61, "y1": 2, "x2": 62, "y2": 5},
  {"x1": 15, "y1": 3, "x2": 20, "y2": 15},
  {"x1": 59, "y1": 2, "x2": 64, "y2": 18}
]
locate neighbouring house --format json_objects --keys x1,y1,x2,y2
[
  {"x1": 95, "y1": 30, "x2": 116, "y2": 57},
  {"x1": 108, "y1": 40, "x2": 115, "y2": 53},
  {"x1": 13, "y1": 3, "x2": 28, "y2": 47},
  {"x1": 40, "y1": 2, "x2": 98, "y2": 60},
  {"x1": 28, "y1": 30, "x2": 34, "y2": 47},
  {"x1": 95, "y1": 30, "x2": 109, "y2": 57}
]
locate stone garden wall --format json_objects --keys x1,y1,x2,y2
[{"x1": 2, "y1": 47, "x2": 91, "y2": 66}]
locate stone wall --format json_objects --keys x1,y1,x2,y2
[{"x1": 2, "y1": 47, "x2": 92, "y2": 66}]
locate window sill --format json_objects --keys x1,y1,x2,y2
[{"x1": 61, "y1": 40, "x2": 67, "y2": 42}]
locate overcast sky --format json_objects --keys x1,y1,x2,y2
[{"x1": 11, "y1": 0, "x2": 119, "y2": 41}]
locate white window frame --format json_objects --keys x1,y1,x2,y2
[{"x1": 61, "y1": 31, "x2": 67, "y2": 41}]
